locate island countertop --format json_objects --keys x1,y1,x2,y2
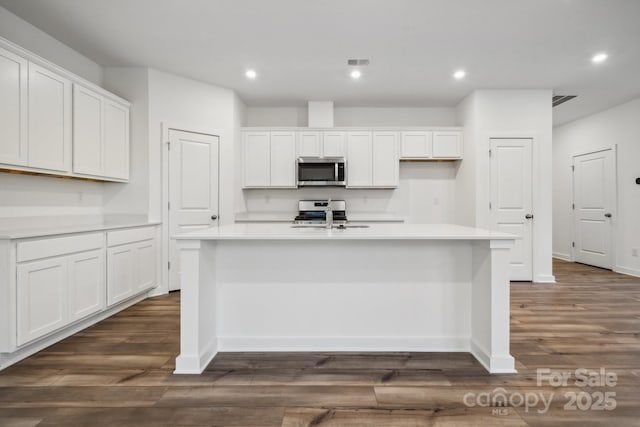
[{"x1": 173, "y1": 222, "x2": 517, "y2": 241}]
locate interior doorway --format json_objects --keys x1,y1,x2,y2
[
  {"x1": 166, "y1": 129, "x2": 220, "y2": 291},
  {"x1": 572, "y1": 149, "x2": 615, "y2": 269}
]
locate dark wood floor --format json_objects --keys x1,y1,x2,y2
[{"x1": 1, "y1": 259, "x2": 639, "y2": 426}]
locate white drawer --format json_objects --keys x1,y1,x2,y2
[
  {"x1": 107, "y1": 226, "x2": 156, "y2": 247},
  {"x1": 17, "y1": 232, "x2": 104, "y2": 263}
]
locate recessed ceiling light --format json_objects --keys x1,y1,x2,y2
[
  {"x1": 591, "y1": 52, "x2": 608, "y2": 64},
  {"x1": 453, "y1": 70, "x2": 466, "y2": 80},
  {"x1": 245, "y1": 69, "x2": 257, "y2": 79},
  {"x1": 350, "y1": 70, "x2": 362, "y2": 79}
]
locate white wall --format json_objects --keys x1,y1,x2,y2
[
  {"x1": 0, "y1": 6, "x2": 107, "y2": 220},
  {"x1": 0, "y1": 6, "x2": 102, "y2": 85},
  {"x1": 553, "y1": 96, "x2": 640, "y2": 277},
  {"x1": 246, "y1": 106, "x2": 457, "y2": 127},
  {"x1": 147, "y1": 68, "x2": 240, "y2": 223},
  {"x1": 455, "y1": 90, "x2": 554, "y2": 283},
  {"x1": 454, "y1": 92, "x2": 478, "y2": 227}
]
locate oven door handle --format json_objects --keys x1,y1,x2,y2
[{"x1": 335, "y1": 163, "x2": 338, "y2": 181}]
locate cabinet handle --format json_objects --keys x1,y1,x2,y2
[
  {"x1": 604, "y1": 213, "x2": 612, "y2": 218},
  {"x1": 211, "y1": 215, "x2": 218, "y2": 220},
  {"x1": 525, "y1": 214, "x2": 534, "y2": 219}
]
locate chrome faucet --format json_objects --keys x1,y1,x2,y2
[{"x1": 325, "y1": 199, "x2": 333, "y2": 229}]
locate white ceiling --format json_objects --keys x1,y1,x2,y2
[{"x1": 1, "y1": 0, "x2": 639, "y2": 125}]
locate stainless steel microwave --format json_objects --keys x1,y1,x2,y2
[{"x1": 297, "y1": 157, "x2": 346, "y2": 187}]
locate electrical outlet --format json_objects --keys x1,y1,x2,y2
[{"x1": 632, "y1": 248, "x2": 639, "y2": 257}]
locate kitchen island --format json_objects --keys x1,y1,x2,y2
[{"x1": 173, "y1": 223, "x2": 516, "y2": 374}]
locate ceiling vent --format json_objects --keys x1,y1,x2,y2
[
  {"x1": 553, "y1": 95, "x2": 577, "y2": 107},
  {"x1": 347, "y1": 59, "x2": 370, "y2": 66}
]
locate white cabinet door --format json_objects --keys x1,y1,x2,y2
[
  {"x1": 297, "y1": 131, "x2": 320, "y2": 157},
  {"x1": 68, "y1": 249, "x2": 105, "y2": 322},
  {"x1": 0, "y1": 46, "x2": 28, "y2": 166},
  {"x1": 400, "y1": 131, "x2": 432, "y2": 159},
  {"x1": 243, "y1": 132, "x2": 270, "y2": 187},
  {"x1": 133, "y1": 240, "x2": 156, "y2": 293},
  {"x1": 270, "y1": 131, "x2": 297, "y2": 187},
  {"x1": 17, "y1": 256, "x2": 68, "y2": 345},
  {"x1": 103, "y1": 99, "x2": 129, "y2": 180},
  {"x1": 372, "y1": 131, "x2": 398, "y2": 188},
  {"x1": 322, "y1": 131, "x2": 346, "y2": 157},
  {"x1": 346, "y1": 132, "x2": 373, "y2": 187},
  {"x1": 432, "y1": 131, "x2": 462, "y2": 159},
  {"x1": 73, "y1": 85, "x2": 103, "y2": 176},
  {"x1": 27, "y1": 63, "x2": 72, "y2": 172},
  {"x1": 107, "y1": 244, "x2": 135, "y2": 307}
]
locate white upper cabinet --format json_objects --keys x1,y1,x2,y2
[
  {"x1": 0, "y1": 46, "x2": 27, "y2": 166},
  {"x1": 0, "y1": 40, "x2": 130, "y2": 180},
  {"x1": 243, "y1": 131, "x2": 296, "y2": 188},
  {"x1": 297, "y1": 131, "x2": 321, "y2": 157},
  {"x1": 73, "y1": 84, "x2": 130, "y2": 181},
  {"x1": 346, "y1": 132, "x2": 373, "y2": 187},
  {"x1": 401, "y1": 131, "x2": 432, "y2": 159},
  {"x1": 400, "y1": 130, "x2": 462, "y2": 160},
  {"x1": 270, "y1": 132, "x2": 297, "y2": 187},
  {"x1": 432, "y1": 131, "x2": 463, "y2": 159},
  {"x1": 103, "y1": 99, "x2": 130, "y2": 180},
  {"x1": 27, "y1": 63, "x2": 72, "y2": 172},
  {"x1": 322, "y1": 131, "x2": 346, "y2": 157},
  {"x1": 297, "y1": 131, "x2": 346, "y2": 158},
  {"x1": 372, "y1": 131, "x2": 399, "y2": 188}
]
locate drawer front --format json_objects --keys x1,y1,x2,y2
[
  {"x1": 17, "y1": 232, "x2": 104, "y2": 263},
  {"x1": 107, "y1": 226, "x2": 156, "y2": 247}
]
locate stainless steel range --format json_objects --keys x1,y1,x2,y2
[{"x1": 293, "y1": 200, "x2": 347, "y2": 226}]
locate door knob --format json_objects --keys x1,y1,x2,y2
[
  {"x1": 211, "y1": 215, "x2": 218, "y2": 220},
  {"x1": 525, "y1": 214, "x2": 534, "y2": 219},
  {"x1": 604, "y1": 213, "x2": 612, "y2": 218}
]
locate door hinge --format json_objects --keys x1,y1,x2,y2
[
  {"x1": 167, "y1": 141, "x2": 171, "y2": 150},
  {"x1": 489, "y1": 202, "x2": 492, "y2": 210},
  {"x1": 168, "y1": 261, "x2": 171, "y2": 270},
  {"x1": 571, "y1": 165, "x2": 574, "y2": 171},
  {"x1": 572, "y1": 242, "x2": 575, "y2": 248},
  {"x1": 572, "y1": 203, "x2": 575, "y2": 210},
  {"x1": 489, "y1": 149, "x2": 492, "y2": 157},
  {"x1": 168, "y1": 201, "x2": 170, "y2": 210}
]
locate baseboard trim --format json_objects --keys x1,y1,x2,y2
[
  {"x1": 613, "y1": 265, "x2": 640, "y2": 278},
  {"x1": 217, "y1": 336, "x2": 470, "y2": 352},
  {"x1": 553, "y1": 252, "x2": 572, "y2": 262},
  {"x1": 470, "y1": 340, "x2": 517, "y2": 374},
  {"x1": 533, "y1": 274, "x2": 556, "y2": 283}
]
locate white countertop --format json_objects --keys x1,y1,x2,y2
[
  {"x1": 0, "y1": 215, "x2": 161, "y2": 239},
  {"x1": 173, "y1": 223, "x2": 517, "y2": 241},
  {"x1": 234, "y1": 212, "x2": 404, "y2": 223}
]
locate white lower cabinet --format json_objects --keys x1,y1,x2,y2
[
  {"x1": 107, "y1": 227, "x2": 157, "y2": 307},
  {"x1": 15, "y1": 233, "x2": 104, "y2": 346},
  {"x1": 16, "y1": 256, "x2": 68, "y2": 346}
]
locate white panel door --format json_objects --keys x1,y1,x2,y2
[
  {"x1": 372, "y1": 131, "x2": 398, "y2": 188},
  {"x1": 0, "y1": 46, "x2": 27, "y2": 166},
  {"x1": 107, "y1": 244, "x2": 135, "y2": 306},
  {"x1": 68, "y1": 249, "x2": 105, "y2": 322},
  {"x1": 103, "y1": 99, "x2": 130, "y2": 180},
  {"x1": 573, "y1": 149, "x2": 614, "y2": 269},
  {"x1": 243, "y1": 131, "x2": 270, "y2": 187},
  {"x1": 346, "y1": 132, "x2": 372, "y2": 187},
  {"x1": 73, "y1": 85, "x2": 103, "y2": 175},
  {"x1": 297, "y1": 131, "x2": 320, "y2": 157},
  {"x1": 432, "y1": 131, "x2": 462, "y2": 159},
  {"x1": 27, "y1": 63, "x2": 72, "y2": 172},
  {"x1": 322, "y1": 131, "x2": 346, "y2": 157},
  {"x1": 490, "y1": 138, "x2": 533, "y2": 281},
  {"x1": 17, "y1": 256, "x2": 68, "y2": 345},
  {"x1": 270, "y1": 131, "x2": 297, "y2": 187},
  {"x1": 400, "y1": 131, "x2": 432, "y2": 159},
  {"x1": 169, "y1": 129, "x2": 219, "y2": 291}
]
